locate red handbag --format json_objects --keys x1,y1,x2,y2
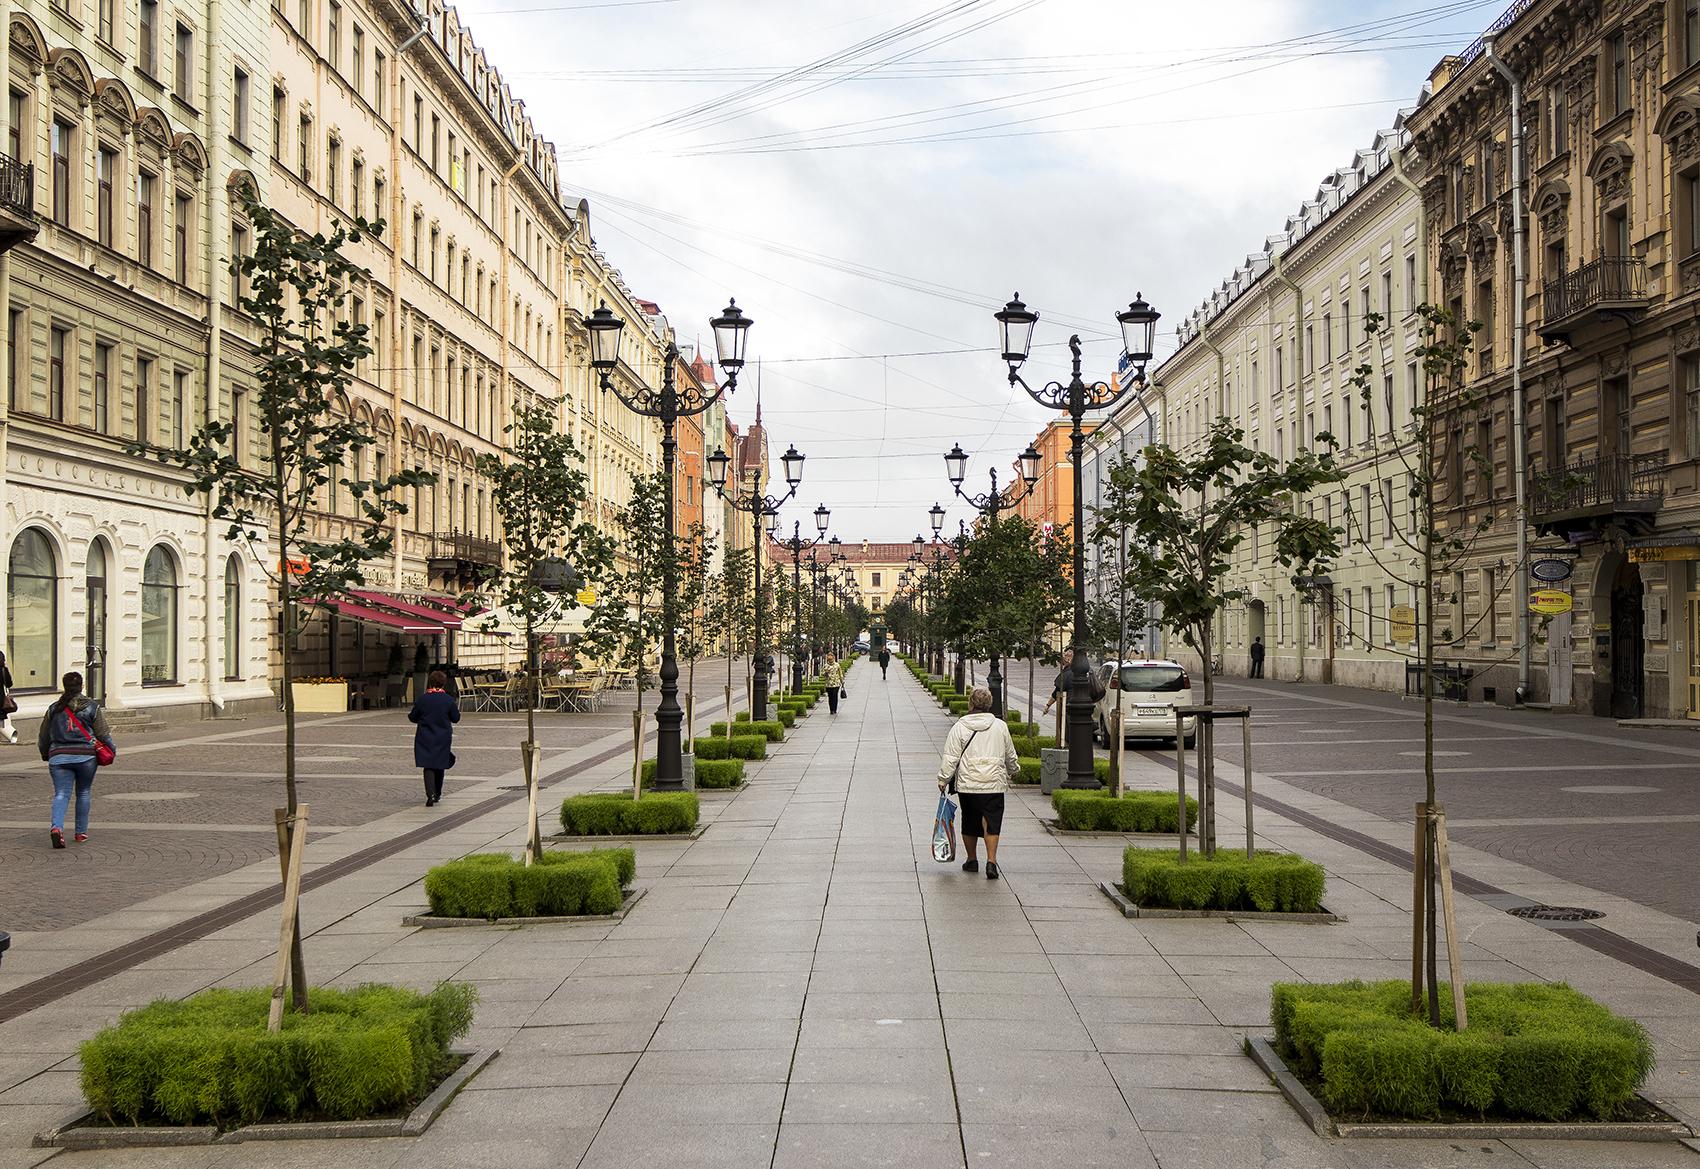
[{"x1": 63, "y1": 707, "x2": 116, "y2": 767}]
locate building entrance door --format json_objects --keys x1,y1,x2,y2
[
  {"x1": 1687, "y1": 592, "x2": 1700, "y2": 719},
  {"x1": 85, "y1": 542, "x2": 108, "y2": 704},
  {"x1": 1610, "y1": 560, "x2": 1643, "y2": 719}
]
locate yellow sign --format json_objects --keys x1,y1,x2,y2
[
  {"x1": 1629, "y1": 546, "x2": 1700, "y2": 563},
  {"x1": 1390, "y1": 604, "x2": 1417, "y2": 643},
  {"x1": 1529, "y1": 589, "x2": 1573, "y2": 615},
  {"x1": 575, "y1": 588, "x2": 597, "y2": 606}
]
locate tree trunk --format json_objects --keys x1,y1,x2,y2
[{"x1": 274, "y1": 466, "x2": 307, "y2": 1013}]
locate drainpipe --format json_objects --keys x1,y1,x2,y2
[
  {"x1": 1484, "y1": 36, "x2": 1532, "y2": 705},
  {"x1": 202, "y1": 0, "x2": 227, "y2": 712}
]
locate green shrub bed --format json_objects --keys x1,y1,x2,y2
[
  {"x1": 1053, "y1": 790, "x2": 1198, "y2": 833},
  {"x1": 1271, "y1": 980, "x2": 1655, "y2": 1122},
  {"x1": 709, "y1": 719, "x2": 784, "y2": 742},
  {"x1": 425, "y1": 848, "x2": 635, "y2": 918},
  {"x1": 640, "y1": 757, "x2": 745, "y2": 789},
  {"x1": 695, "y1": 735, "x2": 767, "y2": 761},
  {"x1": 560, "y1": 791, "x2": 699, "y2": 836},
  {"x1": 733, "y1": 710, "x2": 752, "y2": 722},
  {"x1": 775, "y1": 709, "x2": 796, "y2": 728},
  {"x1": 947, "y1": 699, "x2": 970, "y2": 715},
  {"x1": 1013, "y1": 734, "x2": 1057, "y2": 754},
  {"x1": 1014, "y1": 757, "x2": 1040, "y2": 785},
  {"x1": 1123, "y1": 848, "x2": 1325, "y2": 913},
  {"x1": 79, "y1": 983, "x2": 477, "y2": 1128}
]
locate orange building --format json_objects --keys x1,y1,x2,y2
[
  {"x1": 673, "y1": 351, "x2": 714, "y2": 540},
  {"x1": 1010, "y1": 418, "x2": 1097, "y2": 547}
]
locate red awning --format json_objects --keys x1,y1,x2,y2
[
  {"x1": 348, "y1": 589, "x2": 465, "y2": 630},
  {"x1": 314, "y1": 598, "x2": 448, "y2": 635}
]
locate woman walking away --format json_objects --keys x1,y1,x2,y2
[
  {"x1": 0, "y1": 649, "x2": 18, "y2": 743},
  {"x1": 937, "y1": 687, "x2": 1020, "y2": 879},
  {"x1": 39, "y1": 671, "x2": 115, "y2": 848},
  {"x1": 821, "y1": 653, "x2": 844, "y2": 715},
  {"x1": 410, "y1": 669, "x2": 459, "y2": 807}
]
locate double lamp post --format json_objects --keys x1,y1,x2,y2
[{"x1": 991, "y1": 292, "x2": 1160, "y2": 791}]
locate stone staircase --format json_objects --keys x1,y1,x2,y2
[{"x1": 99, "y1": 707, "x2": 166, "y2": 735}]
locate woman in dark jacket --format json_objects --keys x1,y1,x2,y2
[
  {"x1": 409, "y1": 669, "x2": 459, "y2": 807},
  {"x1": 38, "y1": 671, "x2": 116, "y2": 847},
  {"x1": 0, "y1": 649, "x2": 17, "y2": 744}
]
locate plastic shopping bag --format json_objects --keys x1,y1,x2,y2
[{"x1": 932, "y1": 794, "x2": 958, "y2": 863}]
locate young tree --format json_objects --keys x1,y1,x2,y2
[
  {"x1": 1113, "y1": 421, "x2": 1343, "y2": 853},
  {"x1": 675, "y1": 523, "x2": 717, "y2": 747},
  {"x1": 584, "y1": 472, "x2": 668, "y2": 714},
  {"x1": 1348, "y1": 306, "x2": 1486, "y2": 1027},
  {"x1": 475, "y1": 398, "x2": 613, "y2": 862},
  {"x1": 707, "y1": 546, "x2": 753, "y2": 710},
  {"x1": 940, "y1": 514, "x2": 1070, "y2": 717},
  {"x1": 139, "y1": 187, "x2": 430, "y2": 1021}
]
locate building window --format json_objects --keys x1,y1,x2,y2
[
  {"x1": 1609, "y1": 375, "x2": 1632, "y2": 456},
  {"x1": 1682, "y1": 169, "x2": 1700, "y2": 257},
  {"x1": 1546, "y1": 393, "x2": 1567, "y2": 467},
  {"x1": 327, "y1": 1, "x2": 341, "y2": 69},
  {"x1": 373, "y1": 49, "x2": 385, "y2": 103},
  {"x1": 171, "y1": 369, "x2": 187, "y2": 446},
  {"x1": 351, "y1": 157, "x2": 364, "y2": 217},
  {"x1": 271, "y1": 87, "x2": 285, "y2": 158},
  {"x1": 351, "y1": 26, "x2": 364, "y2": 97},
  {"x1": 233, "y1": 67, "x2": 250, "y2": 144},
  {"x1": 175, "y1": 22, "x2": 194, "y2": 104},
  {"x1": 96, "y1": 146, "x2": 116, "y2": 247},
  {"x1": 326, "y1": 138, "x2": 340, "y2": 206},
  {"x1": 1322, "y1": 313, "x2": 1333, "y2": 364},
  {"x1": 223, "y1": 554, "x2": 242, "y2": 680},
  {"x1": 298, "y1": 114, "x2": 312, "y2": 182},
  {"x1": 430, "y1": 113, "x2": 440, "y2": 171},
  {"x1": 1549, "y1": 84, "x2": 1569, "y2": 157},
  {"x1": 139, "y1": 0, "x2": 158, "y2": 75},
  {"x1": 231, "y1": 222, "x2": 249, "y2": 305},
  {"x1": 1609, "y1": 31, "x2": 1629, "y2": 118},
  {"x1": 50, "y1": 119, "x2": 72, "y2": 226},
  {"x1": 1385, "y1": 584, "x2": 1398, "y2": 644},
  {"x1": 7, "y1": 309, "x2": 20, "y2": 411},
  {"x1": 48, "y1": 325, "x2": 67, "y2": 421},
  {"x1": 135, "y1": 354, "x2": 153, "y2": 440},
  {"x1": 142, "y1": 544, "x2": 179, "y2": 684},
  {"x1": 94, "y1": 341, "x2": 111, "y2": 432},
  {"x1": 412, "y1": 95, "x2": 423, "y2": 148},
  {"x1": 175, "y1": 191, "x2": 191, "y2": 283},
  {"x1": 98, "y1": 0, "x2": 114, "y2": 42},
  {"x1": 1686, "y1": 0, "x2": 1700, "y2": 70},
  {"x1": 7, "y1": 528, "x2": 57, "y2": 690},
  {"x1": 1605, "y1": 207, "x2": 1630, "y2": 258},
  {"x1": 137, "y1": 170, "x2": 155, "y2": 266}
]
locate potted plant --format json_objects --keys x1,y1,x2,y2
[{"x1": 289, "y1": 675, "x2": 349, "y2": 713}]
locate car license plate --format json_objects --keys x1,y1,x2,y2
[{"x1": 1136, "y1": 707, "x2": 1168, "y2": 718}]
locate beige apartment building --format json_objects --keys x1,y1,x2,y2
[
  {"x1": 1151, "y1": 120, "x2": 1428, "y2": 692},
  {"x1": 1, "y1": 0, "x2": 275, "y2": 724}
]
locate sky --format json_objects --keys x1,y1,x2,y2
[{"x1": 453, "y1": 0, "x2": 1514, "y2": 540}]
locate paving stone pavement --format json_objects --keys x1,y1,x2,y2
[{"x1": 1, "y1": 657, "x2": 1698, "y2": 1168}]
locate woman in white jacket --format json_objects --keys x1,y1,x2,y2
[{"x1": 937, "y1": 687, "x2": 1021, "y2": 879}]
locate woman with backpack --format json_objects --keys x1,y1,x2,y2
[
  {"x1": 38, "y1": 671, "x2": 116, "y2": 848},
  {"x1": 936, "y1": 687, "x2": 1020, "y2": 879}
]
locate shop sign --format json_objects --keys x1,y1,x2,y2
[
  {"x1": 1530, "y1": 558, "x2": 1573, "y2": 582},
  {"x1": 1629, "y1": 546, "x2": 1700, "y2": 563},
  {"x1": 1390, "y1": 604, "x2": 1417, "y2": 643},
  {"x1": 279, "y1": 557, "x2": 310, "y2": 576},
  {"x1": 575, "y1": 588, "x2": 598, "y2": 606},
  {"x1": 1529, "y1": 589, "x2": 1574, "y2": 615}
]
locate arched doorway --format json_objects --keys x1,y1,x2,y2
[
  {"x1": 1247, "y1": 600, "x2": 1266, "y2": 677},
  {"x1": 1609, "y1": 558, "x2": 1644, "y2": 719}
]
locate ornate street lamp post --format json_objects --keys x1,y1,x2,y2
[
  {"x1": 992, "y1": 291, "x2": 1160, "y2": 790},
  {"x1": 943, "y1": 441, "x2": 1042, "y2": 715},
  {"x1": 707, "y1": 440, "x2": 804, "y2": 721},
  {"x1": 783, "y1": 507, "x2": 832, "y2": 693},
  {"x1": 587, "y1": 298, "x2": 752, "y2": 791}
]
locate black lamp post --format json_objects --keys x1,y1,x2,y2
[
  {"x1": 943, "y1": 442, "x2": 1042, "y2": 715},
  {"x1": 783, "y1": 508, "x2": 831, "y2": 692},
  {"x1": 587, "y1": 297, "x2": 752, "y2": 791},
  {"x1": 993, "y1": 291, "x2": 1160, "y2": 790},
  {"x1": 708, "y1": 440, "x2": 804, "y2": 721}
]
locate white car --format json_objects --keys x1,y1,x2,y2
[{"x1": 1094, "y1": 659, "x2": 1196, "y2": 747}]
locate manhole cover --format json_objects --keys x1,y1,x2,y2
[{"x1": 1508, "y1": 905, "x2": 1604, "y2": 923}]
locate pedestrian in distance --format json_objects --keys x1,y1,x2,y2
[
  {"x1": 937, "y1": 687, "x2": 1020, "y2": 879},
  {"x1": 0, "y1": 649, "x2": 18, "y2": 744},
  {"x1": 410, "y1": 669, "x2": 459, "y2": 807},
  {"x1": 39, "y1": 671, "x2": 116, "y2": 848},
  {"x1": 1042, "y1": 647, "x2": 1076, "y2": 717},
  {"x1": 1250, "y1": 636, "x2": 1266, "y2": 679},
  {"x1": 878, "y1": 646, "x2": 891, "y2": 680},
  {"x1": 821, "y1": 653, "x2": 844, "y2": 715}
]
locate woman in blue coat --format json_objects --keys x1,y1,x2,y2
[{"x1": 409, "y1": 670, "x2": 460, "y2": 807}]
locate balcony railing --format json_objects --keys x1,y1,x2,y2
[
  {"x1": 1531, "y1": 453, "x2": 1665, "y2": 522},
  {"x1": 429, "y1": 531, "x2": 501, "y2": 568},
  {"x1": 0, "y1": 153, "x2": 32, "y2": 219},
  {"x1": 1540, "y1": 256, "x2": 1647, "y2": 338}
]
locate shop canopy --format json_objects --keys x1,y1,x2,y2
[
  {"x1": 348, "y1": 589, "x2": 466, "y2": 630},
  {"x1": 309, "y1": 597, "x2": 449, "y2": 635}
]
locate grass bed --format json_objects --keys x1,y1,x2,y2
[
  {"x1": 1123, "y1": 847, "x2": 1324, "y2": 913},
  {"x1": 1053, "y1": 790, "x2": 1197, "y2": 832},
  {"x1": 1272, "y1": 980, "x2": 1655, "y2": 1122},
  {"x1": 560, "y1": 791, "x2": 699, "y2": 836},
  {"x1": 694, "y1": 735, "x2": 767, "y2": 761},
  {"x1": 79, "y1": 984, "x2": 476, "y2": 1128},
  {"x1": 425, "y1": 848, "x2": 635, "y2": 919},
  {"x1": 640, "y1": 757, "x2": 746, "y2": 789}
]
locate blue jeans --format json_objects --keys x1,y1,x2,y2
[{"x1": 50, "y1": 756, "x2": 98, "y2": 834}]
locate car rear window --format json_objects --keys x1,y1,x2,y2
[{"x1": 1120, "y1": 666, "x2": 1185, "y2": 692}]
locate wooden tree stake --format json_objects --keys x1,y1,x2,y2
[
  {"x1": 631, "y1": 711, "x2": 644, "y2": 799},
  {"x1": 1174, "y1": 718, "x2": 1188, "y2": 861},
  {"x1": 1433, "y1": 805, "x2": 1468, "y2": 1030},
  {"x1": 1241, "y1": 715, "x2": 1255, "y2": 858},
  {"x1": 267, "y1": 803, "x2": 310, "y2": 1033}
]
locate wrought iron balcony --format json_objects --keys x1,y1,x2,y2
[
  {"x1": 427, "y1": 531, "x2": 501, "y2": 581},
  {"x1": 1531, "y1": 453, "x2": 1665, "y2": 536},
  {"x1": 1538, "y1": 256, "x2": 1647, "y2": 343},
  {"x1": 0, "y1": 152, "x2": 36, "y2": 255}
]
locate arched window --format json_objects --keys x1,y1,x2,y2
[
  {"x1": 141, "y1": 545, "x2": 179, "y2": 684},
  {"x1": 223, "y1": 554, "x2": 242, "y2": 680},
  {"x1": 86, "y1": 539, "x2": 110, "y2": 703},
  {"x1": 7, "y1": 528, "x2": 57, "y2": 689}
]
